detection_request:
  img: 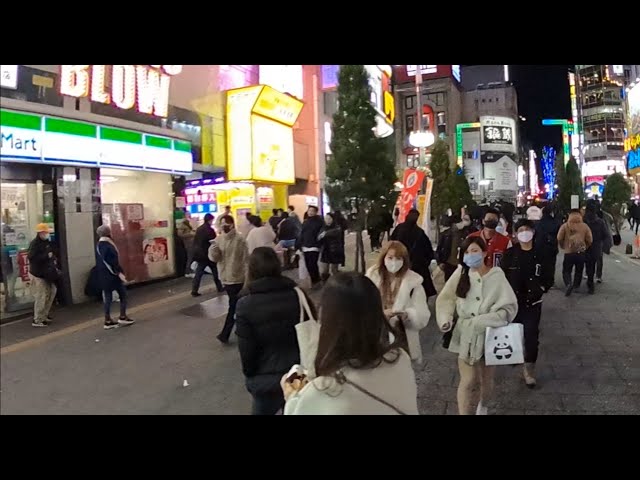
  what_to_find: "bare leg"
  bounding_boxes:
[479,360,496,412]
[457,358,479,415]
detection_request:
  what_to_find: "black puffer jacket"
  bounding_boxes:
[296,215,324,250]
[27,236,55,279]
[318,225,345,265]
[235,276,308,395]
[192,223,216,262]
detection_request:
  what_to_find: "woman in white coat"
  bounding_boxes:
[366,241,430,364]
[436,236,518,415]
[282,272,419,415]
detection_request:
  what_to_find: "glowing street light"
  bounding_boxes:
[409,131,435,148]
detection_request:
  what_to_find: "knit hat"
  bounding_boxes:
[96,225,112,237]
[35,223,49,233]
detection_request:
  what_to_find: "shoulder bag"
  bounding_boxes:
[334,370,407,415]
[294,286,320,379]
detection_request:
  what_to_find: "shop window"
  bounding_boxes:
[406,114,415,132]
[99,169,175,284]
[404,96,415,110]
[437,112,446,126]
[1,181,54,314]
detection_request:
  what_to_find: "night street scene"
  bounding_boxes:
[1,64,638,416]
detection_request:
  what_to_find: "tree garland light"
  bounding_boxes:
[541,146,557,199]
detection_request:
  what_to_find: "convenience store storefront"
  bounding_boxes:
[0,108,192,316]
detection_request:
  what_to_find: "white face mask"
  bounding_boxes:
[517,231,534,244]
[455,222,465,229]
[384,258,404,274]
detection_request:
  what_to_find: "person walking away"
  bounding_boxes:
[391,209,437,298]
[437,215,462,281]
[367,207,384,252]
[502,220,551,388]
[236,247,316,415]
[27,224,58,327]
[287,205,302,234]
[598,209,615,281]
[467,207,511,268]
[246,215,276,254]
[557,209,593,297]
[282,272,419,415]
[366,241,430,364]
[296,206,324,288]
[632,201,640,235]
[435,237,518,415]
[191,213,223,297]
[276,212,299,269]
[96,225,134,329]
[381,209,394,243]
[583,202,608,294]
[210,215,249,344]
[318,212,345,282]
[177,217,196,278]
[214,205,232,234]
[534,205,561,288]
[268,208,282,234]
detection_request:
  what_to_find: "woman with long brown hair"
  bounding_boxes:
[435,237,518,415]
[282,272,419,415]
[366,241,430,364]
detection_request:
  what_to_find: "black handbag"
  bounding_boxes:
[44,263,61,283]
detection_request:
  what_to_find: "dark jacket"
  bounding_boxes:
[235,276,304,395]
[269,215,282,233]
[296,215,324,250]
[584,213,608,256]
[391,221,437,297]
[27,236,55,280]
[192,223,216,262]
[96,239,124,290]
[502,244,549,308]
[436,226,461,267]
[277,218,298,241]
[318,224,345,265]
[535,215,561,256]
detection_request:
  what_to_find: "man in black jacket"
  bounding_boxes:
[583,201,608,293]
[534,205,561,288]
[191,213,223,296]
[296,206,324,287]
[27,223,58,327]
[502,219,552,389]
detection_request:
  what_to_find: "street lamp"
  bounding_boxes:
[409,131,435,148]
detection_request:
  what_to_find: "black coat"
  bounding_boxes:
[97,240,124,291]
[502,244,549,308]
[535,215,561,256]
[391,221,437,297]
[319,225,345,265]
[296,215,324,250]
[235,276,304,395]
[192,223,216,262]
[584,214,608,257]
[27,236,55,280]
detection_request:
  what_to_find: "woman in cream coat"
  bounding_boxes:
[436,236,518,415]
[282,272,419,415]
[366,241,430,364]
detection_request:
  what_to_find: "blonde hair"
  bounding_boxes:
[376,241,411,309]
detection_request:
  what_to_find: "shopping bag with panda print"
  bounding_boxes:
[484,323,524,366]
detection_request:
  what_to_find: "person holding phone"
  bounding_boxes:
[501,220,551,389]
[96,225,134,330]
[366,241,430,364]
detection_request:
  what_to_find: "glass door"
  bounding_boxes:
[0,181,51,314]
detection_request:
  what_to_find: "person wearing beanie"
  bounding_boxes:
[96,224,134,329]
[27,223,58,327]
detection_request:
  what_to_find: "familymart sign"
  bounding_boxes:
[0,109,193,174]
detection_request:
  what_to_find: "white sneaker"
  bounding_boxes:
[476,402,488,415]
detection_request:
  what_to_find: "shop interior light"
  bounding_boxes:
[479,180,491,186]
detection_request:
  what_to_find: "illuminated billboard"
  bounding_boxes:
[365,65,394,138]
[480,116,517,154]
[393,65,461,84]
[226,85,304,185]
[259,65,303,99]
[627,84,640,175]
[59,65,182,118]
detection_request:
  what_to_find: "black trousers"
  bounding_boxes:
[251,392,285,415]
[192,260,222,294]
[513,303,542,364]
[218,283,243,341]
[585,248,603,287]
[541,252,557,288]
[562,252,585,288]
[304,251,321,284]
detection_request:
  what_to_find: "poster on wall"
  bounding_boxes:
[143,238,169,265]
[480,116,517,154]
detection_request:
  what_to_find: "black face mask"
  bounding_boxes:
[484,219,499,230]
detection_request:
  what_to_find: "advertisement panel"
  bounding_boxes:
[251,115,295,184]
[393,65,460,84]
[480,116,517,154]
[627,84,640,175]
[398,169,425,224]
[259,65,303,99]
[1,65,18,89]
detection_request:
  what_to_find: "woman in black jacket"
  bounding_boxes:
[235,247,316,415]
[318,212,345,281]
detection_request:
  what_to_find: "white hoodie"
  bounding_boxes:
[366,267,431,363]
[246,225,276,254]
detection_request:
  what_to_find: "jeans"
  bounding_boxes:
[279,239,296,249]
[251,391,285,415]
[562,252,585,288]
[218,283,243,341]
[303,251,321,284]
[103,281,127,318]
[192,260,222,294]
[513,303,542,363]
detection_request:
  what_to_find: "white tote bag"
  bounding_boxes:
[294,286,320,379]
[484,323,525,366]
[297,252,309,281]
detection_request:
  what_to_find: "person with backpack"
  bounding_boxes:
[557,210,593,297]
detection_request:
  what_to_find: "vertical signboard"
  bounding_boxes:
[480,116,517,154]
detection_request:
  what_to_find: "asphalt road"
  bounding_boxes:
[1,238,638,415]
